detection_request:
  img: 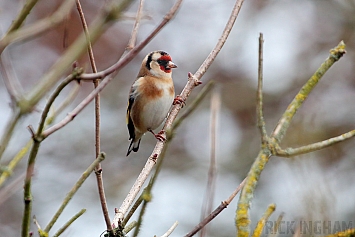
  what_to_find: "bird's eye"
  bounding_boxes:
[157,59,163,64]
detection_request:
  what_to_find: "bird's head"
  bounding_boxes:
[144,51,177,78]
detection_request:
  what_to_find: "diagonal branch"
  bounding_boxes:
[0,52,24,105]
[126,0,146,51]
[185,178,246,237]
[0,0,76,53]
[44,153,105,233]
[113,0,245,227]
[271,41,346,143]
[252,204,276,237]
[5,0,39,34]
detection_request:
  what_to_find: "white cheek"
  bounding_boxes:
[150,63,171,78]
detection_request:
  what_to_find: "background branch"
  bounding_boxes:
[236,41,347,237]
[0,0,76,53]
[199,88,220,237]
[184,178,246,237]
[256,33,267,144]
[274,129,355,157]
[44,153,105,233]
[75,0,112,232]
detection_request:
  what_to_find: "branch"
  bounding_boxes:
[126,0,145,51]
[52,209,86,237]
[5,0,39,34]
[199,89,220,237]
[0,52,24,105]
[271,41,346,143]
[0,111,21,161]
[44,153,105,233]
[273,129,355,157]
[17,0,134,115]
[0,141,32,188]
[256,33,267,144]
[0,0,76,53]
[75,0,112,232]
[184,178,246,237]
[170,80,215,133]
[252,204,276,237]
[236,41,347,237]
[113,0,245,227]
[159,221,179,237]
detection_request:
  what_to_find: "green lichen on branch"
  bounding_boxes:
[236,41,347,237]
[271,41,346,143]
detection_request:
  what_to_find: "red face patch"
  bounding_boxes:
[160,65,172,73]
[159,55,172,61]
[158,54,173,73]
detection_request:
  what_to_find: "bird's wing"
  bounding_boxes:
[126,86,136,140]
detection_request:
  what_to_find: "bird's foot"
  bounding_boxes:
[149,129,166,142]
[173,95,186,107]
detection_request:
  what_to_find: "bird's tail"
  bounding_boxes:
[126,138,141,156]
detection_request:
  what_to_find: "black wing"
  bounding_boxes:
[126,92,136,140]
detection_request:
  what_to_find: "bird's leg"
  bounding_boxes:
[149,129,166,142]
[173,95,186,107]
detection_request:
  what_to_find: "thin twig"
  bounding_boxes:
[0,111,21,161]
[0,141,31,188]
[52,209,86,237]
[184,178,246,237]
[123,221,137,234]
[38,75,76,137]
[75,0,112,232]
[44,153,105,233]
[271,41,346,143]
[159,221,179,237]
[256,33,268,144]
[113,0,244,226]
[0,52,24,104]
[0,82,79,188]
[42,0,183,138]
[0,0,76,53]
[5,0,39,34]
[126,0,145,50]
[170,80,215,134]
[199,89,220,237]
[268,212,284,237]
[52,83,80,117]
[131,193,149,237]
[274,129,355,157]
[0,172,25,206]
[18,0,134,115]
[252,204,276,237]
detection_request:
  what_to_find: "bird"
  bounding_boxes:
[126,50,178,156]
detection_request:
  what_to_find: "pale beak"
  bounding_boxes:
[167,61,177,69]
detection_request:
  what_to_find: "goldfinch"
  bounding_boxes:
[126,51,178,156]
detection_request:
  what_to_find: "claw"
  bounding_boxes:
[149,129,166,142]
[173,95,186,107]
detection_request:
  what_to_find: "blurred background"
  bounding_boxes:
[1,0,355,236]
